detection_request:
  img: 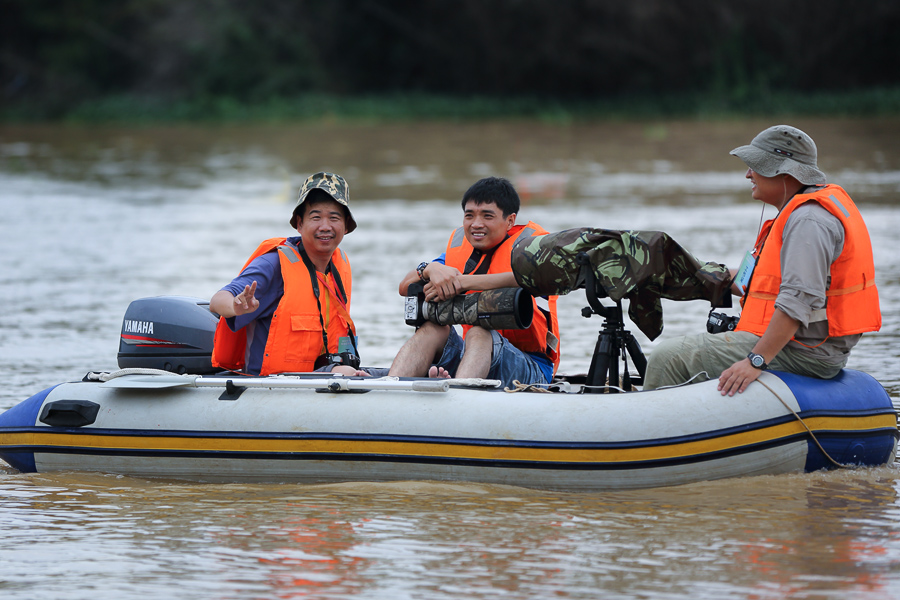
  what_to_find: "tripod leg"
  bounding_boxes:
[624,333,647,382]
[621,347,632,391]
[585,334,611,392]
[607,336,620,391]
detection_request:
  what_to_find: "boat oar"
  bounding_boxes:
[194,377,450,393]
[99,373,450,393]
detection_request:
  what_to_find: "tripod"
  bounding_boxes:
[576,253,647,393]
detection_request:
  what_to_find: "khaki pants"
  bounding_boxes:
[642,331,845,390]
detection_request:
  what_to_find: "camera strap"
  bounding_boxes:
[294,243,357,357]
[462,234,509,275]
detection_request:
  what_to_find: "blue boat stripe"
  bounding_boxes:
[9,433,832,471]
[8,409,896,451]
[1,418,810,449]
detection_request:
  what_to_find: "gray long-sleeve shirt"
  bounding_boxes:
[775,201,860,366]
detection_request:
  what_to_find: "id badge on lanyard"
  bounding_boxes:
[734,250,757,295]
[337,336,357,353]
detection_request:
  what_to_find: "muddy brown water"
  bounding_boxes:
[2,119,900,599]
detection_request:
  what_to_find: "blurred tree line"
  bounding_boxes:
[3,0,900,119]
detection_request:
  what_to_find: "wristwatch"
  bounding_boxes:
[416,261,429,281]
[747,352,768,370]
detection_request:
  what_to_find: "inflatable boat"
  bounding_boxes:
[0,296,896,491]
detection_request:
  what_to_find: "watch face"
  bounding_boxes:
[749,353,765,368]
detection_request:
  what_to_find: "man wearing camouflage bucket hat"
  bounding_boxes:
[644,125,881,395]
[210,171,377,377]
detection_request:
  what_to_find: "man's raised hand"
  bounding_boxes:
[233,281,260,315]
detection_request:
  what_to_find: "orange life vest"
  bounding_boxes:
[444,222,561,372]
[211,237,355,374]
[736,185,880,338]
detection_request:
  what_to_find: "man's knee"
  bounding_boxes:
[460,327,493,356]
[646,336,685,369]
[464,326,491,343]
[413,322,450,345]
[644,336,691,390]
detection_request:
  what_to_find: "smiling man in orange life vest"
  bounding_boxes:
[388,176,561,389]
[643,125,881,396]
[209,172,379,377]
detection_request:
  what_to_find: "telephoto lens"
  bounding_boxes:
[422,287,533,330]
[405,285,533,330]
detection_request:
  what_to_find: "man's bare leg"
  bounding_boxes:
[455,326,492,379]
[388,322,451,377]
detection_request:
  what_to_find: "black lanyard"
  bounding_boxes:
[463,235,509,275]
[294,244,356,355]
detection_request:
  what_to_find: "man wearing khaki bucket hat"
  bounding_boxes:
[644,125,881,394]
[209,171,376,377]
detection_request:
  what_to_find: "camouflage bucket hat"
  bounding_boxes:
[289,172,357,233]
[730,125,826,185]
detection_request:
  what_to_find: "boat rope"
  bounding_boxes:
[653,371,711,389]
[504,380,553,393]
[756,378,855,470]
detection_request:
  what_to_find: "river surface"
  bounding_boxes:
[2,119,900,599]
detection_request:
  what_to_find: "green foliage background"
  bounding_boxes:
[3,0,900,121]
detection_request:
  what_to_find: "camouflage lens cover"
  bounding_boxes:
[511,228,731,340]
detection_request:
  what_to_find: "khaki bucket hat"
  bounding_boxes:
[730,125,827,185]
[289,172,357,233]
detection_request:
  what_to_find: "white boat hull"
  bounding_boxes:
[0,369,896,491]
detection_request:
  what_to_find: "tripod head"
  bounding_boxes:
[575,252,618,322]
[575,252,647,393]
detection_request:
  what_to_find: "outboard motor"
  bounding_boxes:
[117,296,219,374]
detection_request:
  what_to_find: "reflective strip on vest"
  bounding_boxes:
[449,227,465,249]
[277,245,301,263]
[828,194,850,218]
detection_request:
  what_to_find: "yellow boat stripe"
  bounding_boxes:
[1,414,895,464]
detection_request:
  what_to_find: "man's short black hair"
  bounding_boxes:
[461,177,520,217]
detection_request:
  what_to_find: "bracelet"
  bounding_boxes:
[416,261,429,281]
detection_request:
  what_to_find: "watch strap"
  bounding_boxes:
[416,261,429,281]
[747,352,768,370]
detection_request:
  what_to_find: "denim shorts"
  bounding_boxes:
[434,326,549,389]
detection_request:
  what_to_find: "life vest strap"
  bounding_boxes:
[825,277,876,297]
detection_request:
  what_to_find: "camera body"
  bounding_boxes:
[404,283,428,327]
[314,352,361,370]
[707,310,739,334]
